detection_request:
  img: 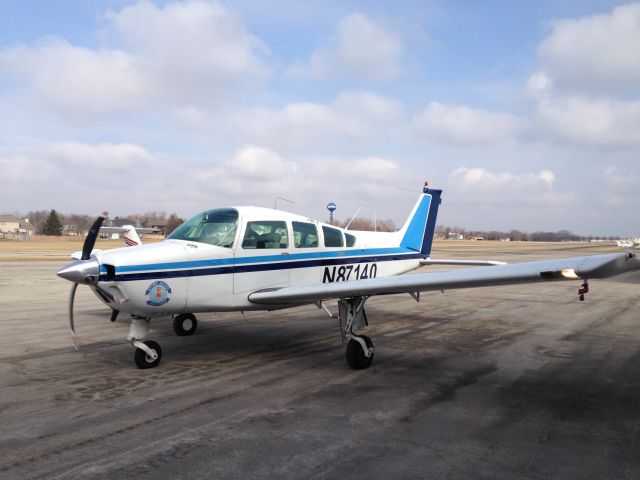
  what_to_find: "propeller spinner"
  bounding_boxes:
[57,213,107,349]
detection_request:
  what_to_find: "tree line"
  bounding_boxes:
[16,209,620,241]
[23,210,184,236]
[435,225,621,242]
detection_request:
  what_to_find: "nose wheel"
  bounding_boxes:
[134,340,162,369]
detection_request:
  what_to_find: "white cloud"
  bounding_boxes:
[603,165,640,206]
[350,157,398,181]
[450,167,555,191]
[286,13,404,81]
[533,96,640,146]
[526,71,553,100]
[446,167,574,207]
[227,146,296,180]
[538,2,640,94]
[230,91,403,152]
[47,141,153,171]
[0,39,147,115]
[412,102,525,145]
[0,1,269,116]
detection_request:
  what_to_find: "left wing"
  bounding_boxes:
[249,252,640,305]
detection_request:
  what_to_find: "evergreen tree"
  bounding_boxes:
[166,213,184,235]
[41,209,63,236]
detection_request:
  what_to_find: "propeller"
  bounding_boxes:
[58,212,108,349]
[82,212,108,260]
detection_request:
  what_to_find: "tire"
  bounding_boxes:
[345,335,374,370]
[134,340,162,369]
[173,313,197,336]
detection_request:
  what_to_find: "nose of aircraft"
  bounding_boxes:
[57,259,100,285]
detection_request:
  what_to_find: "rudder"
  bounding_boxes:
[399,185,442,256]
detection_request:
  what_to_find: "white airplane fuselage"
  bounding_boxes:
[92,206,426,317]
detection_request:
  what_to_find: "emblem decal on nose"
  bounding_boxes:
[145,281,172,306]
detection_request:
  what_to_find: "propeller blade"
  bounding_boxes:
[82,212,108,260]
[69,283,79,350]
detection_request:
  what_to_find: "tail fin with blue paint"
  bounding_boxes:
[397,185,442,256]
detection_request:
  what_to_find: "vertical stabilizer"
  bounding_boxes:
[123,225,142,247]
[398,185,442,256]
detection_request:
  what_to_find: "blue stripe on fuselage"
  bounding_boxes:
[100,248,424,282]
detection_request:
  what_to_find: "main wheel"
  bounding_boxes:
[134,340,162,369]
[345,335,374,370]
[173,313,197,336]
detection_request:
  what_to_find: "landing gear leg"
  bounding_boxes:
[127,317,162,369]
[338,296,374,370]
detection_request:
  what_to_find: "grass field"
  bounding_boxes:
[0,235,164,261]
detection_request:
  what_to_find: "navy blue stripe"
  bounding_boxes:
[421,188,442,255]
[102,252,425,282]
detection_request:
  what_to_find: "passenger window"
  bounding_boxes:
[293,222,319,248]
[242,221,288,249]
[345,233,356,247]
[322,226,344,247]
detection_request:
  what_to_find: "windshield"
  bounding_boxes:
[167,208,239,247]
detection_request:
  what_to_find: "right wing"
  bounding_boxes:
[249,252,640,305]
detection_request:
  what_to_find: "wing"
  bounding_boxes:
[249,252,640,305]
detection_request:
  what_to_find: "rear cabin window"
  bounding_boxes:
[322,226,344,247]
[293,222,319,248]
[345,233,356,247]
[242,221,288,249]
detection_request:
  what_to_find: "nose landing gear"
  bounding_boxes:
[134,340,162,369]
[128,317,162,369]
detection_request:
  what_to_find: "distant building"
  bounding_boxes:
[18,219,35,237]
[0,215,20,234]
[470,236,485,241]
[149,219,169,236]
[447,232,464,240]
[110,217,139,228]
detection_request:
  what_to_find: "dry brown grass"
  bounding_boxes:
[0,236,163,261]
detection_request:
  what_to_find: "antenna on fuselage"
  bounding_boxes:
[344,207,362,230]
[274,197,295,210]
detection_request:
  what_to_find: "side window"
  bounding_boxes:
[322,226,344,247]
[242,221,288,249]
[293,221,318,248]
[345,233,356,247]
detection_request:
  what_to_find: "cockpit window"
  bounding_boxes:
[167,208,238,247]
[242,221,288,249]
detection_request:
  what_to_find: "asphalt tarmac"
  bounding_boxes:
[1,244,640,479]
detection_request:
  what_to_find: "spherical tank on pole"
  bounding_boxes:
[327,202,337,223]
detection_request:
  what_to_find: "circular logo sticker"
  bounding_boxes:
[145,281,172,306]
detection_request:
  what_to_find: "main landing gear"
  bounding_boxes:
[173,313,198,336]
[128,313,199,368]
[338,296,374,370]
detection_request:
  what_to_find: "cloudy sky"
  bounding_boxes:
[1,0,639,235]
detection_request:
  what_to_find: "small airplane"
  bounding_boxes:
[616,239,640,250]
[57,184,640,369]
[70,224,146,259]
